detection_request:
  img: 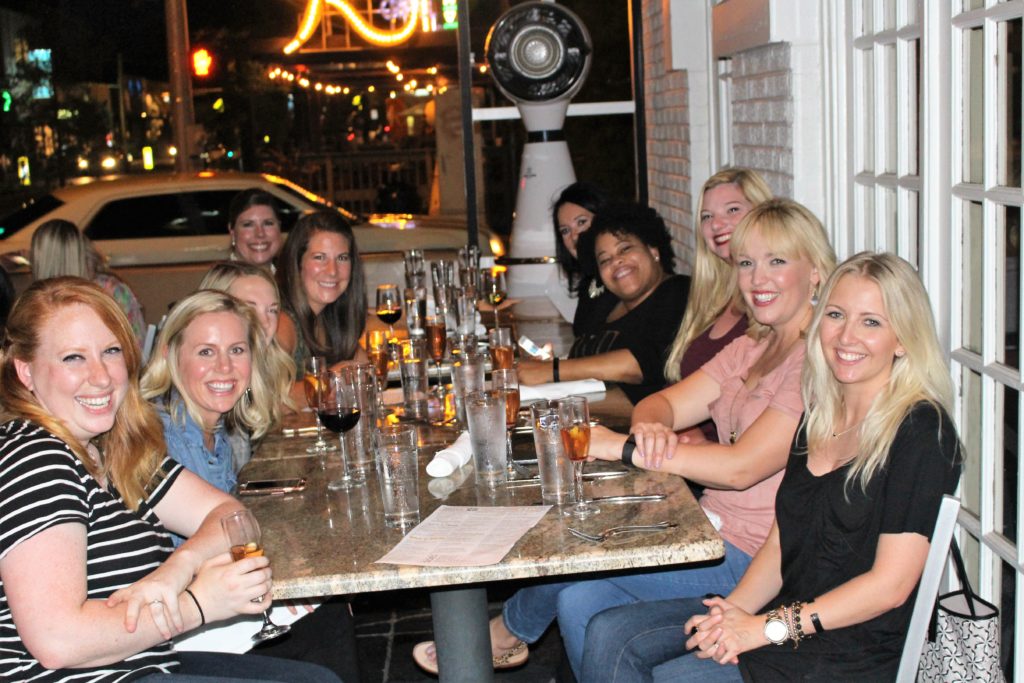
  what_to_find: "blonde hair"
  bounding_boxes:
[664,169,773,381]
[141,290,279,440]
[30,219,107,280]
[0,277,165,510]
[803,252,956,491]
[729,198,837,340]
[199,261,296,411]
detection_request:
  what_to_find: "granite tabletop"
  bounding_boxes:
[242,389,725,600]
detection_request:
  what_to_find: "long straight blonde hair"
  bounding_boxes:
[664,168,772,381]
[802,252,956,490]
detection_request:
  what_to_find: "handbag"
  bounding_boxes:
[917,540,1005,682]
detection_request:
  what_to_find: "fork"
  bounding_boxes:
[567,521,677,542]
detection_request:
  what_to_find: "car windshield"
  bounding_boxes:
[0,195,64,241]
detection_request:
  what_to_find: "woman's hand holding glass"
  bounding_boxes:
[186,551,272,623]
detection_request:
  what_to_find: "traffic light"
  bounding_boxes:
[192,48,213,78]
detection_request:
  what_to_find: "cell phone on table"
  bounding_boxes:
[238,477,307,496]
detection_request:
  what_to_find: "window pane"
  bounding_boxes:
[883,186,898,250]
[962,0,985,10]
[882,0,896,31]
[962,200,984,353]
[904,0,917,25]
[858,184,876,250]
[884,44,898,174]
[960,367,982,518]
[861,49,876,173]
[998,19,1022,188]
[963,27,985,184]
[1004,205,1021,369]
[958,368,983,518]
[1001,385,1018,544]
[910,38,920,175]
[908,190,920,268]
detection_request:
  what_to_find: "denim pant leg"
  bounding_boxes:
[579,597,708,683]
[652,650,744,683]
[558,540,752,679]
[136,652,342,683]
[502,579,577,643]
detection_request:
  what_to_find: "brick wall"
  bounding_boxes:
[730,42,794,198]
[642,0,695,271]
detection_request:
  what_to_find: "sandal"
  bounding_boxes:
[412,640,529,675]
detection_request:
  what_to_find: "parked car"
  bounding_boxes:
[0,171,501,322]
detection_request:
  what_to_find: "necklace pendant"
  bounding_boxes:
[729,431,738,445]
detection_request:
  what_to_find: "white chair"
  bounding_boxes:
[895,494,961,682]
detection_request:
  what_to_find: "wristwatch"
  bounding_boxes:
[763,609,789,646]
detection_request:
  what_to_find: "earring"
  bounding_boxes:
[895,350,905,358]
[810,285,820,307]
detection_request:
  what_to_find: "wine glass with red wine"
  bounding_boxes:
[322,367,363,490]
[376,284,402,341]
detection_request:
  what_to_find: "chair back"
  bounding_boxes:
[895,494,961,682]
[141,323,158,367]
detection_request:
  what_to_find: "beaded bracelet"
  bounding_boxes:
[789,601,806,649]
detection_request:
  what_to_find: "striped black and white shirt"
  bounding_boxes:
[0,420,183,682]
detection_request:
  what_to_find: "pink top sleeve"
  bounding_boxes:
[699,335,806,556]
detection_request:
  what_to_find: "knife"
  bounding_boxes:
[590,494,666,504]
[504,470,629,487]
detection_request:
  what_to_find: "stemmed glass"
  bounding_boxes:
[376,284,402,341]
[481,268,508,327]
[220,509,290,643]
[303,356,336,454]
[365,330,390,393]
[322,367,364,490]
[492,368,522,479]
[488,327,514,371]
[558,396,599,519]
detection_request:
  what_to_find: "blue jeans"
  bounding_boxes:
[502,539,752,681]
[136,652,342,682]
[653,650,744,683]
[579,596,717,683]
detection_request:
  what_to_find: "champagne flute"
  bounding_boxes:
[481,267,508,327]
[488,327,514,371]
[322,367,364,490]
[558,396,599,519]
[304,356,336,453]
[365,329,390,393]
[492,368,522,479]
[424,314,447,385]
[220,509,290,643]
[376,284,402,341]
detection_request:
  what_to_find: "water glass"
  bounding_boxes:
[451,354,486,427]
[349,362,378,473]
[374,424,420,529]
[465,390,508,489]
[404,249,426,289]
[530,401,574,504]
[400,357,429,421]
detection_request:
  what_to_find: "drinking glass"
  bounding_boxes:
[491,368,521,478]
[365,329,390,393]
[481,267,508,327]
[488,327,514,371]
[349,362,378,473]
[465,390,508,489]
[458,245,480,289]
[322,367,364,490]
[376,284,402,340]
[303,356,336,454]
[558,396,598,518]
[403,286,427,336]
[404,249,426,289]
[374,424,420,529]
[424,314,448,418]
[220,509,290,642]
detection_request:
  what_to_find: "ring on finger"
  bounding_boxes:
[150,600,163,607]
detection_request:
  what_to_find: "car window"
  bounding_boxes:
[188,190,243,235]
[0,194,64,241]
[85,194,199,240]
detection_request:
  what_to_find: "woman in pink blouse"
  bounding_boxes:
[557,198,834,679]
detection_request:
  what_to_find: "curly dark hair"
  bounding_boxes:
[576,201,676,280]
[551,181,608,293]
